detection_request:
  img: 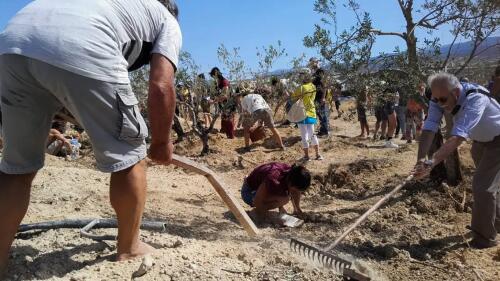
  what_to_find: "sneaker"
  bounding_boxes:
[316,155,324,160]
[469,238,498,249]
[372,134,378,140]
[385,140,399,148]
[379,135,385,141]
[401,136,407,141]
[407,139,412,144]
[299,156,310,162]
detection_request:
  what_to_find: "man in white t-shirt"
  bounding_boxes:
[240,92,285,151]
[0,0,182,273]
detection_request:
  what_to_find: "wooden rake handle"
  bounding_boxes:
[170,154,259,237]
[324,175,414,252]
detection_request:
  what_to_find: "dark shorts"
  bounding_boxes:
[375,106,388,121]
[357,104,367,122]
[241,181,256,207]
[384,102,395,115]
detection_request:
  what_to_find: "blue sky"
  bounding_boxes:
[0,0,466,75]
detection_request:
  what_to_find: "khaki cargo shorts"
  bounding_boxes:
[242,108,275,130]
[0,54,148,174]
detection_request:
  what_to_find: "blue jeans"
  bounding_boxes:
[316,102,329,134]
[395,106,406,136]
[241,181,256,207]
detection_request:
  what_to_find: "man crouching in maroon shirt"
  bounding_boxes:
[241,162,311,225]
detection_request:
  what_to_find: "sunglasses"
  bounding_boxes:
[431,96,448,104]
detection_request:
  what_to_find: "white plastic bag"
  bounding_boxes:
[287,99,307,123]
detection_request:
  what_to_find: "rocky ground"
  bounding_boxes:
[2,104,500,281]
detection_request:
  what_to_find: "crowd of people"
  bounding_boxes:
[0,0,499,277]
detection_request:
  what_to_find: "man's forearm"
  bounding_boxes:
[431,136,464,167]
[417,130,435,160]
[148,83,176,144]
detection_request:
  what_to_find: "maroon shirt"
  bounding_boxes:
[246,162,291,197]
[218,78,230,90]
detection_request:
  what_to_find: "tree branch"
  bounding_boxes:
[371,30,406,39]
[441,30,461,70]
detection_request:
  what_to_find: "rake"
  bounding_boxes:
[290,175,414,276]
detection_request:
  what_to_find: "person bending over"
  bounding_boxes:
[241,163,311,225]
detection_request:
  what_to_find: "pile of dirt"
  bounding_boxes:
[308,158,393,199]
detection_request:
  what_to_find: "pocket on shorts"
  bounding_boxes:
[116,87,148,142]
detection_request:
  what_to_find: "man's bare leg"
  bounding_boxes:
[381,120,388,138]
[270,127,284,149]
[243,127,251,148]
[357,121,366,137]
[387,113,397,138]
[110,160,154,261]
[0,172,35,276]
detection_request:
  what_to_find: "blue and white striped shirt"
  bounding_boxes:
[423,83,500,142]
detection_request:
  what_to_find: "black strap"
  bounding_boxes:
[465,88,491,97]
[452,88,492,116]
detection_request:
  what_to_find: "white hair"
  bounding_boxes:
[427,72,461,91]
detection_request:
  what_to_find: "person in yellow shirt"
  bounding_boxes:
[291,69,323,161]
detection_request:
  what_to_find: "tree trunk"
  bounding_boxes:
[200,132,210,156]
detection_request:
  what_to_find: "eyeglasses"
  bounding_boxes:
[431,96,448,104]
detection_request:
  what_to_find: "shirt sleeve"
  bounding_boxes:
[151,14,182,70]
[422,101,444,133]
[451,93,489,139]
[264,170,281,194]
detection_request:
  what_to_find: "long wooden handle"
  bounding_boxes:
[171,154,259,237]
[324,175,414,252]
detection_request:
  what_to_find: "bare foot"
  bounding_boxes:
[116,241,155,262]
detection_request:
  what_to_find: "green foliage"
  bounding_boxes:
[216,44,247,83]
[176,51,201,87]
[129,66,149,108]
[256,40,288,74]
[305,0,499,99]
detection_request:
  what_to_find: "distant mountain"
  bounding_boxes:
[267,36,499,76]
[439,36,499,60]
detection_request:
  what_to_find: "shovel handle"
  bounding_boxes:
[324,175,414,252]
[171,154,260,237]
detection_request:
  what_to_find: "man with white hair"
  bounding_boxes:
[0,0,182,274]
[414,72,500,249]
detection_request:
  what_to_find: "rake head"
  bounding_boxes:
[289,238,352,273]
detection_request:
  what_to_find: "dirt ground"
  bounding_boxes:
[2,104,500,281]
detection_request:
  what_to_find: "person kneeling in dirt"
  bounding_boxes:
[413,72,500,249]
[241,162,311,224]
[240,90,285,151]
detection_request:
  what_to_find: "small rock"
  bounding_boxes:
[376,245,397,258]
[132,255,154,278]
[411,214,422,220]
[237,253,246,261]
[24,255,33,263]
[370,221,384,233]
[181,255,189,260]
[172,240,183,248]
